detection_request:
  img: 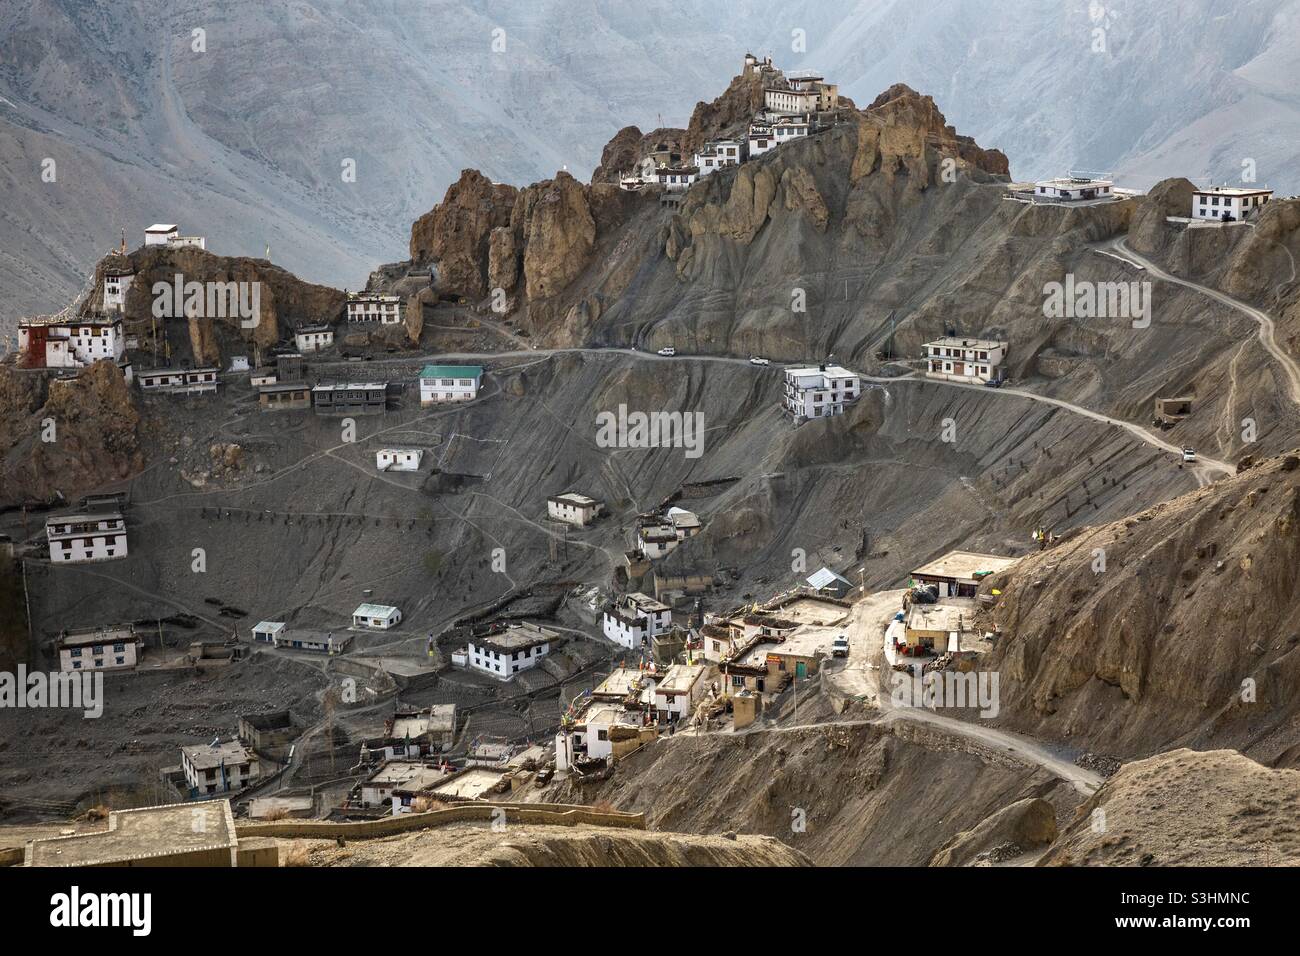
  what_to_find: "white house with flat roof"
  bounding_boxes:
[1034,177,1113,201]
[57,624,140,672]
[466,622,556,680]
[251,621,285,645]
[547,492,603,526]
[294,325,334,352]
[655,166,698,191]
[144,223,205,249]
[923,337,1008,384]
[45,512,127,564]
[602,592,672,650]
[419,364,483,404]
[353,603,402,629]
[694,139,744,175]
[1191,185,1273,221]
[783,364,861,423]
[910,550,1021,599]
[103,268,134,312]
[652,663,707,722]
[375,448,422,472]
[181,740,261,796]
[346,292,402,324]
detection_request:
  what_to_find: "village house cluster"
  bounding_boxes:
[619,53,838,195]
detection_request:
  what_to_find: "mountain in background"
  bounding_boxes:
[2,0,1297,335]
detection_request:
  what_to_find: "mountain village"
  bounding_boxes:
[1,49,1296,873]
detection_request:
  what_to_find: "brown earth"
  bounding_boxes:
[1041,749,1300,866]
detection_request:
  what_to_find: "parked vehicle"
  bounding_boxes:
[749,356,770,366]
[985,377,1004,388]
[1182,447,1197,463]
[832,637,850,658]
[657,346,676,357]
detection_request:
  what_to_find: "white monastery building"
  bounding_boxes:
[655,166,699,191]
[547,493,604,527]
[602,592,672,650]
[18,314,132,382]
[144,223,206,250]
[1191,185,1273,221]
[137,366,220,394]
[694,139,744,175]
[922,337,1008,384]
[45,512,128,564]
[346,292,402,324]
[102,268,134,312]
[782,364,862,424]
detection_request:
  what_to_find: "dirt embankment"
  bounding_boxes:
[1041,749,1300,866]
[984,451,1300,765]
[543,721,1082,866]
[301,822,808,866]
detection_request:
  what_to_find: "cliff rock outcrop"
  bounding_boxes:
[410,169,518,299]
[0,360,142,504]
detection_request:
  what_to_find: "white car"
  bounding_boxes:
[1181,447,1197,463]
[657,347,676,357]
[749,356,770,366]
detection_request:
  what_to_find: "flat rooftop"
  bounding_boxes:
[924,337,1008,350]
[58,625,137,647]
[26,801,236,867]
[907,603,974,633]
[550,492,600,506]
[656,663,705,694]
[911,550,1021,582]
[1192,185,1273,196]
[182,740,256,771]
[474,622,557,652]
[593,666,650,698]
[430,768,505,800]
[366,761,448,789]
[392,704,455,737]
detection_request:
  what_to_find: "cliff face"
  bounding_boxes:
[409,169,518,299]
[102,245,346,365]
[0,360,142,504]
[984,451,1300,765]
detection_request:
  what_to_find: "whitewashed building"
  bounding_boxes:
[294,325,335,352]
[1033,177,1113,202]
[45,512,128,564]
[17,314,132,382]
[782,364,862,424]
[652,663,707,722]
[602,592,672,649]
[694,139,744,175]
[418,364,483,405]
[181,740,261,796]
[251,621,285,645]
[1191,186,1273,221]
[137,367,220,394]
[144,223,206,249]
[547,493,603,526]
[637,522,680,559]
[57,624,141,672]
[923,337,1008,384]
[655,166,699,191]
[353,604,402,629]
[103,269,134,312]
[467,622,556,680]
[346,292,402,324]
[375,448,422,472]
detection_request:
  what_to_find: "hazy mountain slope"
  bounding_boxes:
[818,0,1300,192]
[4,0,1297,339]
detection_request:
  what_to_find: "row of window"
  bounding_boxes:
[70,657,126,668]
